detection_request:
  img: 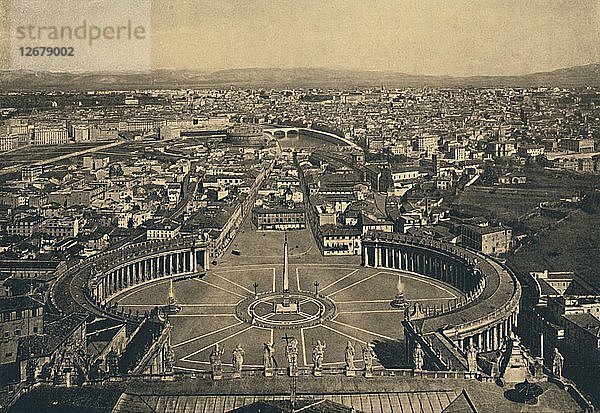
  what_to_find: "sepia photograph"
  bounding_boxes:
[0,0,598,411]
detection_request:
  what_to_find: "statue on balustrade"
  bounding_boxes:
[312,340,326,376]
[209,343,225,380]
[263,341,275,377]
[232,344,245,378]
[362,344,376,377]
[345,341,356,376]
[164,342,175,374]
[25,359,38,384]
[552,348,564,378]
[413,342,425,371]
[466,345,478,373]
[285,337,299,376]
[106,350,119,377]
[533,357,544,380]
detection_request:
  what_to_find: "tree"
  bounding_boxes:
[535,154,550,168]
[109,163,123,177]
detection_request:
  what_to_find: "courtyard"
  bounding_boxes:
[112,225,463,373]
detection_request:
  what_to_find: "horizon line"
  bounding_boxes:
[1,62,599,79]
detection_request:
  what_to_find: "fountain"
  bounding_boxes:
[390,274,408,309]
[163,278,182,315]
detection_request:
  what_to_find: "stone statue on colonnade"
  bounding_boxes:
[312,340,326,376]
[552,347,564,378]
[232,344,245,378]
[345,341,356,376]
[413,342,425,371]
[209,343,225,380]
[467,344,478,373]
[263,341,275,377]
[362,344,375,377]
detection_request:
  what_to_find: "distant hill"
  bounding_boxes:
[1,63,599,90]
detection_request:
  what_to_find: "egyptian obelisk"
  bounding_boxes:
[283,232,289,293]
[275,232,298,313]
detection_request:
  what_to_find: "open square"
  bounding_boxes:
[113,226,462,372]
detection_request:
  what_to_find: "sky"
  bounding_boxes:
[2,0,597,75]
[150,0,600,76]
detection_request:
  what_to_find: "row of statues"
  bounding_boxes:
[209,335,565,381]
[344,340,377,376]
[209,339,377,379]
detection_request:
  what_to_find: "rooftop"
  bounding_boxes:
[320,224,362,236]
[0,295,44,313]
[564,313,600,337]
[11,376,582,413]
[0,260,62,270]
[463,223,510,235]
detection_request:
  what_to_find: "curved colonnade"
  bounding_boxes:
[362,232,521,354]
[71,237,210,319]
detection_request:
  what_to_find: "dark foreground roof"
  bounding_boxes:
[442,389,478,413]
[0,295,44,313]
[231,399,354,413]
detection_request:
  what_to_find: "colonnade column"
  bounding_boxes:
[494,326,498,350]
[144,259,149,281]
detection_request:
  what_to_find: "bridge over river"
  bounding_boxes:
[263,126,360,149]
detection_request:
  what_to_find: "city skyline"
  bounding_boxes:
[2,85,599,411]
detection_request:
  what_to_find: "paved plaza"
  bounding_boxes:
[114,224,463,373]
